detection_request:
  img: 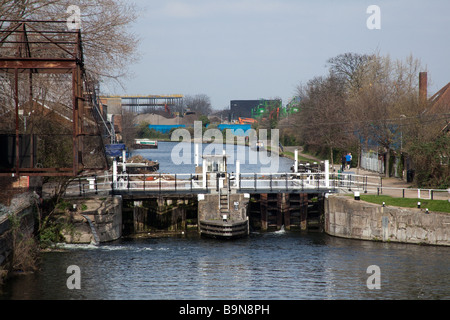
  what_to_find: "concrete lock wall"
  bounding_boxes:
[63,196,122,244]
[197,193,248,222]
[325,195,450,246]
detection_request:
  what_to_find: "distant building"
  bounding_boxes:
[229,99,282,121]
[230,100,260,120]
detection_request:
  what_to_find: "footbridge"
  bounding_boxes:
[63,166,380,198]
[59,159,386,238]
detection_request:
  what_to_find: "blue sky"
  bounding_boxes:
[108,0,450,110]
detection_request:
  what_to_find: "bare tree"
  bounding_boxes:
[346,54,426,176]
[183,94,213,116]
[293,74,354,165]
[120,110,137,146]
[327,52,375,93]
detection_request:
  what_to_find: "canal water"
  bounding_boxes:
[130,141,295,174]
[0,142,449,300]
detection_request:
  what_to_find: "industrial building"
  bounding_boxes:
[229,99,282,121]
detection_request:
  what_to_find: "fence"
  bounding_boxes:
[61,172,449,202]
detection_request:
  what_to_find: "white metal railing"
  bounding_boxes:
[63,171,376,196]
[61,171,450,202]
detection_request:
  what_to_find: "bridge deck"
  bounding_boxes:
[62,171,382,198]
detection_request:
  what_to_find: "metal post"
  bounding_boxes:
[78,178,82,196]
[286,173,288,191]
[325,160,330,188]
[236,160,240,189]
[112,159,117,189]
[174,174,177,192]
[202,159,207,189]
[122,148,127,173]
[254,173,257,191]
[380,177,383,194]
[294,149,298,173]
[216,173,219,192]
[143,174,146,192]
[94,175,98,194]
[348,174,352,191]
[270,174,272,191]
[194,143,199,167]
[14,68,19,175]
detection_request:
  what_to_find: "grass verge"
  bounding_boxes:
[350,194,450,213]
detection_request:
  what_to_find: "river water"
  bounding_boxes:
[0,142,449,301]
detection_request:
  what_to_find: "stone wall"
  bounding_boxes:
[62,196,122,244]
[0,192,37,269]
[325,195,449,246]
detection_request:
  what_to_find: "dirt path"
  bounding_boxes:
[282,146,322,162]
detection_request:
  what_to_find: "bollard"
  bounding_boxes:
[354,191,360,200]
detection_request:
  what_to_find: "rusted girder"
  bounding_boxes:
[0,20,99,177]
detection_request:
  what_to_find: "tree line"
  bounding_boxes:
[290,52,449,188]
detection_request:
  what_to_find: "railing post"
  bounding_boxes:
[127,172,130,192]
[78,178,82,197]
[94,175,98,194]
[202,159,207,190]
[236,160,240,190]
[159,173,162,194]
[380,177,383,194]
[324,160,329,188]
[270,174,273,191]
[175,174,177,192]
[254,173,257,191]
[111,175,114,195]
[286,173,289,191]
[216,173,219,192]
[143,174,146,192]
